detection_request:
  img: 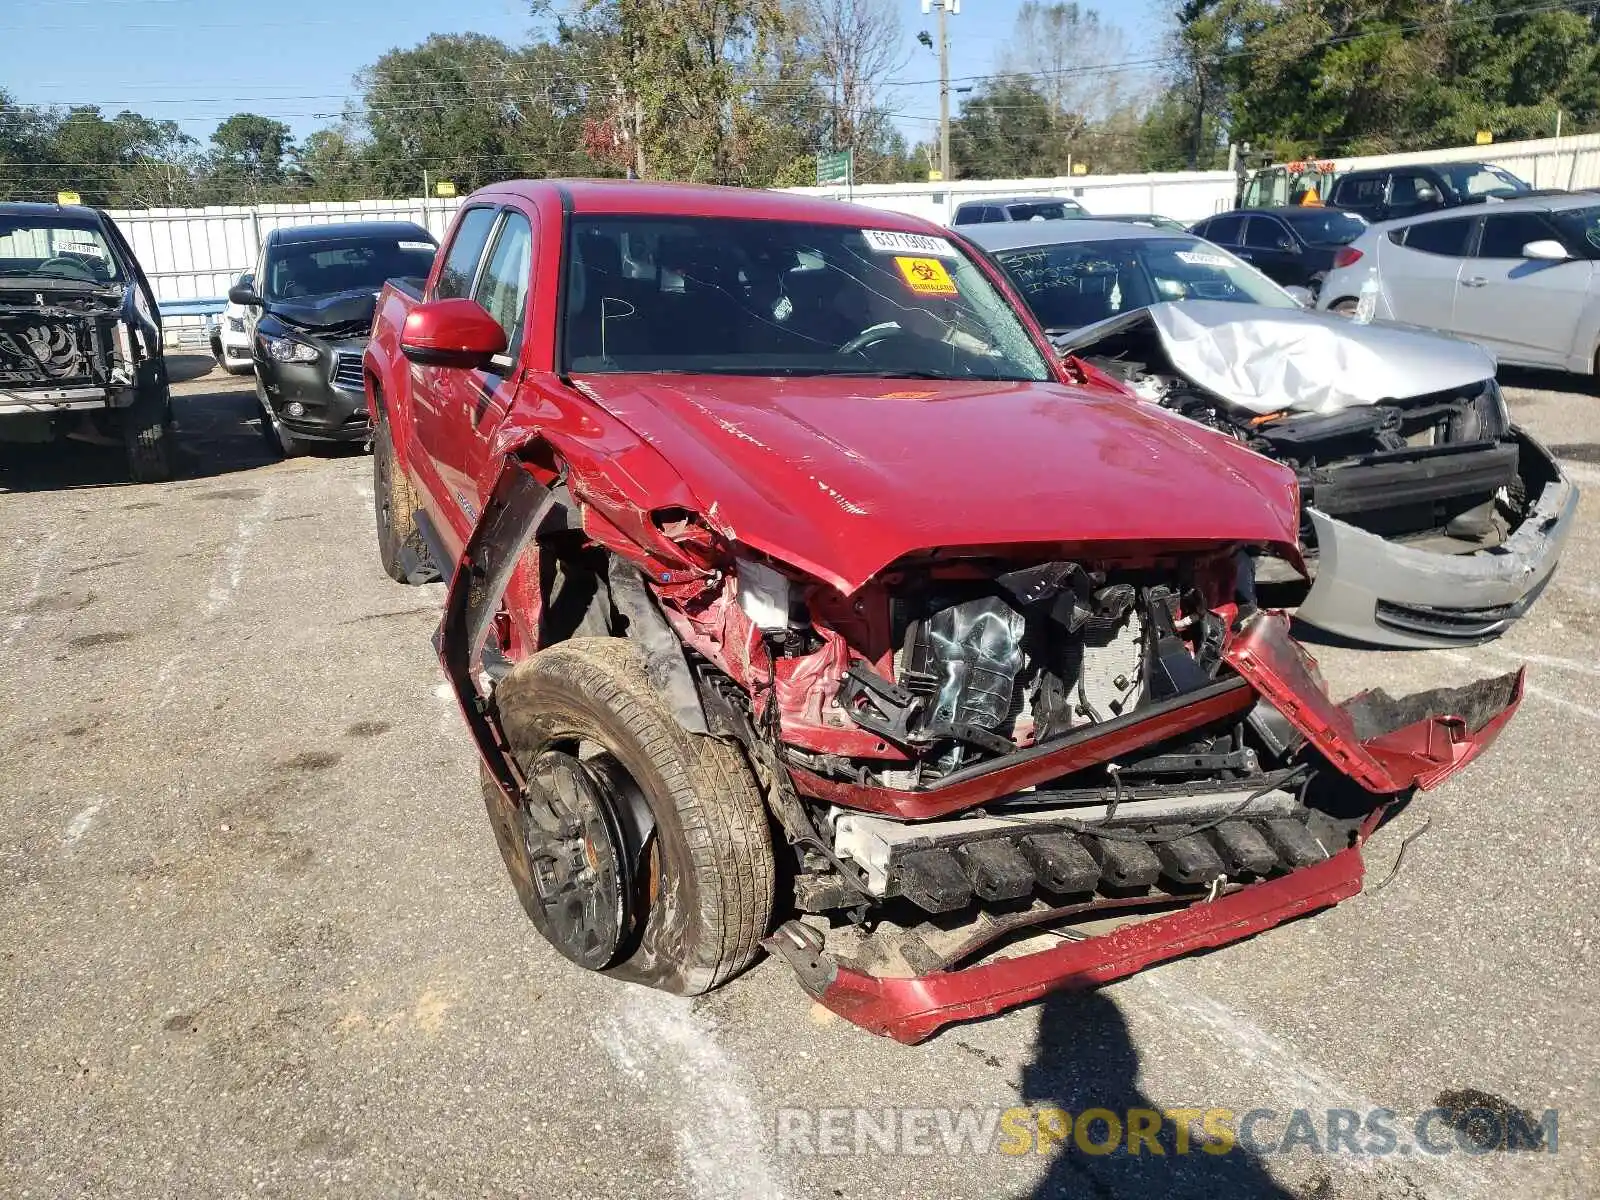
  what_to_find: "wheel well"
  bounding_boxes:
[538,540,617,643]
[1329,296,1359,311]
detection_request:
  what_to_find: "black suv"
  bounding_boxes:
[1327,162,1532,224]
[0,202,174,481]
[229,221,437,457]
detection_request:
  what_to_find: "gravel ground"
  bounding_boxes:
[1,359,1596,1199]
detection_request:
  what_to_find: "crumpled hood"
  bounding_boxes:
[572,373,1301,594]
[1060,300,1495,416]
[268,286,382,331]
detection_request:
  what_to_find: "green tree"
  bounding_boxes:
[208,113,295,197]
[360,33,598,196]
[569,0,811,184]
[949,75,1084,179]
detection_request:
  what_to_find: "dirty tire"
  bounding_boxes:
[123,385,174,483]
[486,638,775,994]
[373,416,429,584]
[1330,298,1359,316]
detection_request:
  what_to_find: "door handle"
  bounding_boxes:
[1461,277,1488,288]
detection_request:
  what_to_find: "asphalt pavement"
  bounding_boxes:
[1,359,1596,1199]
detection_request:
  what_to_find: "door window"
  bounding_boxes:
[432,206,498,300]
[1200,214,1243,243]
[1388,174,1440,208]
[1401,217,1475,257]
[1243,217,1293,250]
[472,211,534,359]
[1337,176,1387,208]
[1476,213,1559,259]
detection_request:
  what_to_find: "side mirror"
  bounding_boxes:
[400,298,507,370]
[1283,285,1315,307]
[228,283,262,308]
[1522,239,1570,261]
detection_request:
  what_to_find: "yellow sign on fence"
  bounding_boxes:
[1475,130,1494,145]
[57,190,81,205]
[434,181,458,197]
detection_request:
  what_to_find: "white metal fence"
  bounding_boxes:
[781,170,1239,227]
[96,128,1600,345]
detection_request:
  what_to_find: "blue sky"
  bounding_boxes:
[0,0,1156,151]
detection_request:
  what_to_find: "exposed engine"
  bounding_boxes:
[0,300,121,389]
[835,564,1226,783]
[1074,320,1531,552]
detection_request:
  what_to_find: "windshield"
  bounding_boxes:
[265,235,436,301]
[1283,210,1366,245]
[989,236,1298,333]
[1551,205,1600,257]
[562,216,1052,382]
[0,217,122,283]
[1438,164,1530,199]
[1005,201,1083,222]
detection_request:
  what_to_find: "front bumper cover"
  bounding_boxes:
[1295,436,1578,648]
[765,614,1523,1043]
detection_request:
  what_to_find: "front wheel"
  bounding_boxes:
[1330,298,1359,317]
[123,384,174,483]
[372,415,431,583]
[484,638,775,994]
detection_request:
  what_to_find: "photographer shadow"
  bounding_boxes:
[1019,987,1297,1199]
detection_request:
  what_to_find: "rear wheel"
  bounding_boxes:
[484,638,775,994]
[373,414,431,583]
[123,384,174,483]
[1330,298,1359,317]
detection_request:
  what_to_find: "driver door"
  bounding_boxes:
[410,205,498,547]
[1452,211,1594,366]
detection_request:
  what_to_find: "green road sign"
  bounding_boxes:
[816,148,852,186]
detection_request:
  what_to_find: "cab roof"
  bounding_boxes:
[471,178,947,233]
[268,220,436,247]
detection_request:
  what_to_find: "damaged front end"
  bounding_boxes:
[0,284,142,441]
[443,457,1522,1043]
[1060,301,1578,648]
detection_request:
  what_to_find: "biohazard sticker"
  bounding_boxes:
[894,255,959,295]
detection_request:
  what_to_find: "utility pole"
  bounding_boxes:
[922,0,959,181]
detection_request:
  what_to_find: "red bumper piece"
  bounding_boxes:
[767,850,1366,1044]
[765,611,1524,1043]
[1226,612,1524,792]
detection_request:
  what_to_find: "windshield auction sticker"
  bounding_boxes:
[864,229,958,257]
[1175,249,1232,268]
[894,256,959,295]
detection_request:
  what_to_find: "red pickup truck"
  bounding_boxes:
[364,180,1523,1043]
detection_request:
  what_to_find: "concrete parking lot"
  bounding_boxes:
[2,361,1597,1199]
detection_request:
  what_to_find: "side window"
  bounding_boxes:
[1340,176,1387,207]
[978,207,1002,224]
[1201,214,1243,243]
[432,206,498,300]
[471,210,534,359]
[1243,218,1292,250]
[952,205,976,225]
[1477,213,1558,259]
[1402,217,1475,257]
[1389,173,1439,207]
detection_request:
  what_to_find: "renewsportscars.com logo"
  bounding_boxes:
[774,1104,1558,1159]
